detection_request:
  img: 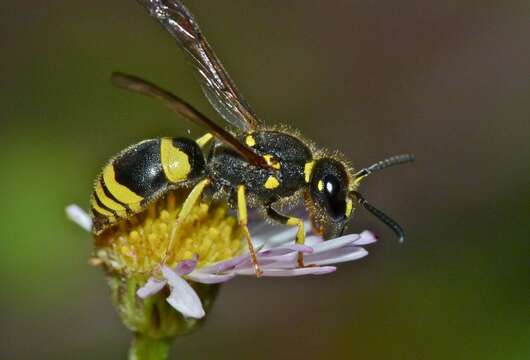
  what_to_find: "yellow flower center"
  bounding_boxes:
[94,190,244,276]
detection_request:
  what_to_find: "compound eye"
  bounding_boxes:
[322,174,346,220]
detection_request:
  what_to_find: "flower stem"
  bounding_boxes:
[106,274,220,358]
[129,334,171,360]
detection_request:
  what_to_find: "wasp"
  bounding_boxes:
[90,0,414,276]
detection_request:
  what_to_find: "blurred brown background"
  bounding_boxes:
[1,1,528,359]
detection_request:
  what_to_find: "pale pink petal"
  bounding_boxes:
[234,258,277,271]
[136,277,166,298]
[257,244,313,258]
[66,204,92,232]
[281,244,314,254]
[186,271,236,284]
[200,254,249,274]
[259,252,298,269]
[305,246,369,266]
[162,266,205,319]
[203,244,311,275]
[233,253,297,271]
[353,230,378,245]
[175,256,197,276]
[310,234,360,254]
[235,266,336,276]
[256,248,295,258]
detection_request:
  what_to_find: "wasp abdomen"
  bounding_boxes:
[91,137,206,234]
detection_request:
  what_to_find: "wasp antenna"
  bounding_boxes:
[352,191,406,243]
[355,154,415,179]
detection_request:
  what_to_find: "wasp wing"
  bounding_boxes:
[137,0,261,131]
[111,72,271,168]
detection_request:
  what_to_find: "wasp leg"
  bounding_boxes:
[195,133,213,148]
[265,206,307,268]
[237,185,263,277]
[163,178,211,264]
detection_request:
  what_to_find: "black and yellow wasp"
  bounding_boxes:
[90,0,414,276]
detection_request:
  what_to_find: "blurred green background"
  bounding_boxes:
[1,1,528,359]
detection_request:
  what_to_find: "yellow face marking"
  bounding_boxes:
[103,166,143,205]
[196,133,213,148]
[90,198,115,219]
[304,161,315,183]
[264,175,280,189]
[345,198,353,217]
[245,135,256,147]
[95,182,126,213]
[161,138,192,183]
[263,154,281,169]
[317,180,324,192]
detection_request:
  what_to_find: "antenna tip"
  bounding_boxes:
[403,153,415,162]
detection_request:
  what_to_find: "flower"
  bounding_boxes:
[67,203,377,319]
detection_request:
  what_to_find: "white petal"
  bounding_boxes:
[305,246,369,266]
[310,234,360,254]
[251,225,290,248]
[66,204,92,232]
[260,220,312,249]
[304,235,324,246]
[162,266,205,319]
[248,219,271,236]
[136,277,166,298]
[249,218,284,247]
[353,230,378,245]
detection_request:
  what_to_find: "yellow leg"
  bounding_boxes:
[266,206,306,267]
[237,185,263,277]
[286,217,306,267]
[163,178,210,264]
[195,133,213,148]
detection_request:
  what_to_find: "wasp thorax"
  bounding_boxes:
[93,190,244,276]
[308,158,353,239]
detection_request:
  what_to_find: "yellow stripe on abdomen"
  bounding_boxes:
[102,165,144,206]
[160,138,191,183]
[95,181,127,214]
[90,197,116,222]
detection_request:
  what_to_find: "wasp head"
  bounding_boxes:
[307,158,355,239]
[307,154,415,242]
